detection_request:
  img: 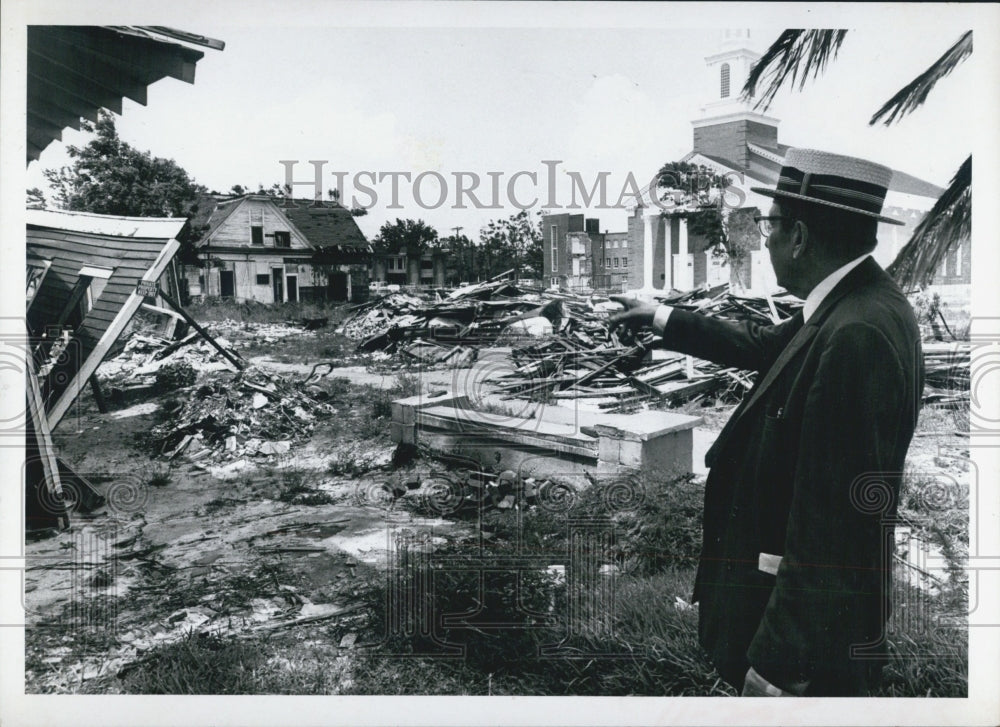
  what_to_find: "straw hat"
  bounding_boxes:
[751,148,904,225]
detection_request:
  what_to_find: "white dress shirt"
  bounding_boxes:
[801,253,870,323]
[651,253,872,335]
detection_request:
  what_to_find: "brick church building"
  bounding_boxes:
[543,30,968,295]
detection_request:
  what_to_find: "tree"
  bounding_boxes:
[478,210,543,281]
[372,218,438,255]
[26,187,46,209]
[42,111,205,263]
[440,233,475,284]
[743,30,972,290]
[654,159,752,286]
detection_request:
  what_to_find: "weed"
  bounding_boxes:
[116,631,265,694]
[146,464,173,488]
[154,361,196,393]
[204,497,240,515]
[275,467,335,506]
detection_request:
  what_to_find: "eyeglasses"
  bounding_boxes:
[754,215,794,237]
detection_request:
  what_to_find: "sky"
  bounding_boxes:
[21,7,984,242]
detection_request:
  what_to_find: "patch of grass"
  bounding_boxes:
[116,631,265,694]
[203,496,241,515]
[327,450,379,477]
[154,361,196,393]
[873,577,968,697]
[187,299,349,326]
[275,467,336,506]
[347,559,731,696]
[146,464,173,488]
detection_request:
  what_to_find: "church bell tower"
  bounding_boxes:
[691,29,781,170]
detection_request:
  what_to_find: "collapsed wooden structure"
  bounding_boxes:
[25,210,186,530]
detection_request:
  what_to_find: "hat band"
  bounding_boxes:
[776,166,888,215]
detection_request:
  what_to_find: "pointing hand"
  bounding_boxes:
[607,295,660,337]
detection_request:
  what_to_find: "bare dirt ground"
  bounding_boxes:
[23,319,970,695]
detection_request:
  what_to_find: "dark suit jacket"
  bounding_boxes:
[658,258,923,696]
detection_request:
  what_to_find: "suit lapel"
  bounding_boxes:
[704,258,886,467]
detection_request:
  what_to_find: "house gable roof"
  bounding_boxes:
[197,195,370,253]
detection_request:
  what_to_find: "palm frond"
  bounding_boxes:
[741,30,848,112]
[887,156,971,290]
[870,31,972,126]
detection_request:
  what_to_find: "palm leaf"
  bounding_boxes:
[741,30,848,112]
[870,32,972,126]
[887,156,970,290]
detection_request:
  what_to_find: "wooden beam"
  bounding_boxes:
[47,238,180,431]
[26,355,69,530]
[157,289,246,372]
[29,54,129,114]
[27,97,84,133]
[141,26,226,51]
[28,48,146,106]
[89,375,108,414]
[29,72,123,116]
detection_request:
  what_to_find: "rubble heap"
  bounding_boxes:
[339,279,611,352]
[147,365,334,462]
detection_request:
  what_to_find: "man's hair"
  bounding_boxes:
[777,200,879,261]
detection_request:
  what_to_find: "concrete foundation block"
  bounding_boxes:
[598,435,620,465]
[390,421,416,445]
[618,439,644,468]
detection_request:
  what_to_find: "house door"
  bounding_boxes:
[271,269,284,303]
[220,270,235,298]
[328,272,348,301]
[286,275,298,303]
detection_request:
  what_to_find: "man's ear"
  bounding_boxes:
[790,221,809,259]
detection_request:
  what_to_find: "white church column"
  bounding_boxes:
[675,219,692,290]
[643,212,655,289]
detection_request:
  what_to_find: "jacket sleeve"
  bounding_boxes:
[746,322,907,688]
[658,308,804,373]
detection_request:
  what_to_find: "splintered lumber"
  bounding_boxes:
[158,290,246,371]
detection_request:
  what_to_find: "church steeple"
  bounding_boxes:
[692,29,780,170]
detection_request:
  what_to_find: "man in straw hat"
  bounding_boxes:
[610,148,923,696]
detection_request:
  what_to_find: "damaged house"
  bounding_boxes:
[24,24,223,532]
[189,195,372,303]
[25,209,187,530]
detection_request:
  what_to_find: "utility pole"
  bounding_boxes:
[452,226,465,282]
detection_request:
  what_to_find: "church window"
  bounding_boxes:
[720,63,731,98]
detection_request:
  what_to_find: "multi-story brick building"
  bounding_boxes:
[541,214,634,292]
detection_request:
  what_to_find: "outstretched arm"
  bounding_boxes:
[608,297,803,373]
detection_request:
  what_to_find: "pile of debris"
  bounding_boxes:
[98,332,240,385]
[923,342,971,408]
[490,286,801,411]
[390,468,565,514]
[340,274,621,353]
[147,365,334,462]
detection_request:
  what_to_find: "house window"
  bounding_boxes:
[256,273,270,285]
[605,257,611,267]
[614,258,619,268]
[60,265,113,331]
[250,207,264,245]
[78,265,113,308]
[622,257,627,267]
[721,63,731,98]
[27,259,51,306]
[550,225,559,272]
[274,231,291,248]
